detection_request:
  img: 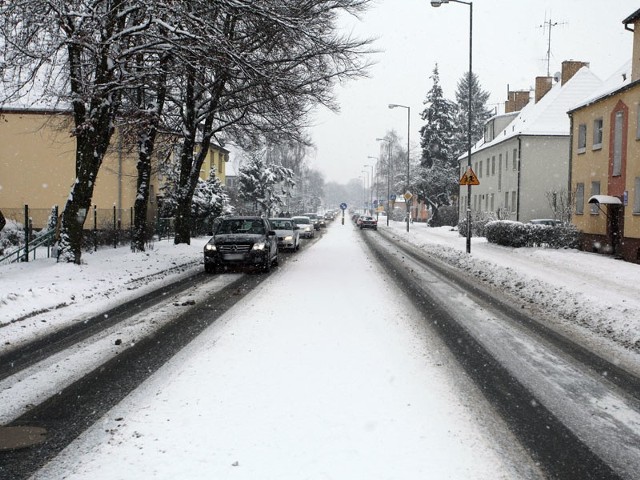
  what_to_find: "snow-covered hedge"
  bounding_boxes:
[457,215,493,238]
[0,219,24,255]
[485,220,579,249]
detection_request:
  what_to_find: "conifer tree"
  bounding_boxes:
[419,65,457,169]
[452,72,492,159]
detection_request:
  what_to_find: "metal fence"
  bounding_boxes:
[0,204,214,265]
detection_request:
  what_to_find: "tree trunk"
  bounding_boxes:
[59,130,112,263]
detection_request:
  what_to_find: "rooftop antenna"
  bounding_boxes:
[539,13,567,76]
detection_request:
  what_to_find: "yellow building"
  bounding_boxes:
[568,8,640,262]
[0,108,229,230]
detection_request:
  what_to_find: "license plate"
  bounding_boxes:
[223,253,245,260]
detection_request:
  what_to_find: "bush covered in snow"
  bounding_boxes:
[0,219,24,255]
[485,220,579,249]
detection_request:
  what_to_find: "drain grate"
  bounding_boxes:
[0,426,47,451]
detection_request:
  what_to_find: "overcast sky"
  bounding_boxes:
[308,0,637,185]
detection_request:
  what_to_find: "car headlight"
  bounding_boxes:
[252,241,266,251]
[284,235,293,241]
[205,244,217,252]
[304,226,311,232]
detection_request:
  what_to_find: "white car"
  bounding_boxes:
[291,216,315,239]
[269,218,300,251]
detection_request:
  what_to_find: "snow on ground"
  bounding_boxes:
[1,218,638,478]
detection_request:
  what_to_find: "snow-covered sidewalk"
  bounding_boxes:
[30,222,537,479]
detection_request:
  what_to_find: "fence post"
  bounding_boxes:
[93,205,97,252]
[23,204,29,262]
[113,205,117,248]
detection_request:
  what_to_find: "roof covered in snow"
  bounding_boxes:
[471,66,603,155]
[568,59,634,113]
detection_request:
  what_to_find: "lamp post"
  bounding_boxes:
[388,103,411,232]
[376,138,391,226]
[364,162,374,214]
[367,156,378,218]
[361,170,369,212]
[430,0,473,254]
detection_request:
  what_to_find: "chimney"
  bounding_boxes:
[561,60,589,85]
[535,76,553,103]
[505,90,530,113]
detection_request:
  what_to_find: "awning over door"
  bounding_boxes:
[587,195,622,205]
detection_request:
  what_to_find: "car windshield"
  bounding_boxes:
[293,217,309,224]
[217,219,264,235]
[270,220,292,229]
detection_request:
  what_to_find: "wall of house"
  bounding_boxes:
[0,111,157,229]
[460,137,521,220]
[519,135,570,222]
[570,83,640,261]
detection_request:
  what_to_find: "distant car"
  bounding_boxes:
[303,213,321,230]
[203,216,278,273]
[269,217,300,251]
[529,219,564,226]
[291,216,315,238]
[358,215,377,230]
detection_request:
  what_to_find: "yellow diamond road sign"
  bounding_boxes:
[403,192,413,201]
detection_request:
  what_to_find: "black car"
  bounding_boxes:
[204,216,278,273]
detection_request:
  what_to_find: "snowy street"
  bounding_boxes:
[9,221,539,480]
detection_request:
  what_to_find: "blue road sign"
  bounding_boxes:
[340,202,347,210]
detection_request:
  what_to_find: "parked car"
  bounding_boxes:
[291,216,315,238]
[269,217,300,251]
[359,215,377,230]
[203,216,278,274]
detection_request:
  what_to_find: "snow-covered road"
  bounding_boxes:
[31,222,540,480]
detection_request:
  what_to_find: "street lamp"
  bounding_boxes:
[431,0,473,254]
[367,156,378,218]
[376,137,391,226]
[364,162,374,214]
[361,170,369,212]
[388,103,411,232]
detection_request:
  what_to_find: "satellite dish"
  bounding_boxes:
[553,71,561,82]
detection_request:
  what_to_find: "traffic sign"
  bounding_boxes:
[459,167,480,186]
[403,192,413,201]
[340,202,348,210]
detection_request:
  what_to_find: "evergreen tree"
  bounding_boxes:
[238,153,296,217]
[452,72,493,159]
[419,65,457,169]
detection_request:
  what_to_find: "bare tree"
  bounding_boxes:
[1,1,155,263]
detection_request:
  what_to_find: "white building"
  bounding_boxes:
[459,61,603,223]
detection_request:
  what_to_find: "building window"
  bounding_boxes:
[512,148,517,170]
[491,156,495,175]
[634,177,640,214]
[490,193,494,211]
[504,192,509,211]
[613,111,623,176]
[479,160,483,177]
[577,123,587,153]
[590,181,600,214]
[511,191,517,213]
[575,183,584,214]
[486,159,490,177]
[593,118,603,150]
[498,154,502,191]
